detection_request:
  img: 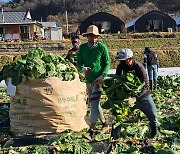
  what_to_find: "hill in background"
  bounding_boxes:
[1,0,179,33]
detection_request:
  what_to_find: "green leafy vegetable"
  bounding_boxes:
[102,71,145,122]
[0,47,76,86]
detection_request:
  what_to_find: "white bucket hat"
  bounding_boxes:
[82,25,100,36]
[116,48,133,60]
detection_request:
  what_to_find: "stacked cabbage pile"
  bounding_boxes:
[0,47,76,86]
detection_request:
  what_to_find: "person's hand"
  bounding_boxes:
[143,63,147,69]
[128,97,136,112]
[95,75,104,84]
[82,67,91,77]
[129,97,136,104]
[67,50,72,56]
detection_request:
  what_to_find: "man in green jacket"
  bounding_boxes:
[77,25,111,140]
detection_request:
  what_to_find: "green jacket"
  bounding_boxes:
[77,42,110,83]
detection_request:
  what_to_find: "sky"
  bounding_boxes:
[0,0,9,2]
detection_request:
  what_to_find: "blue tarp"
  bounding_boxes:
[175,17,180,25]
[125,15,142,28]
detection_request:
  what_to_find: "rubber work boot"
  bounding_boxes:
[100,123,110,134]
[83,129,94,140]
[153,79,157,90]
[149,80,153,90]
[149,124,158,138]
[111,124,122,140]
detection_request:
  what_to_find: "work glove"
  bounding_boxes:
[94,75,104,92]
[82,66,91,77]
[96,75,104,83]
[94,75,105,86]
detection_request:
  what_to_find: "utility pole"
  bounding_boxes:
[65,10,68,33]
[64,0,68,34]
[2,7,4,23]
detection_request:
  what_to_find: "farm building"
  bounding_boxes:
[175,17,180,32]
[79,12,125,34]
[41,22,62,40]
[0,10,42,41]
[126,10,176,32]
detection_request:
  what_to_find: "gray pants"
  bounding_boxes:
[86,82,104,124]
[132,95,158,128]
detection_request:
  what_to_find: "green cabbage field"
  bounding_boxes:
[0,74,179,154]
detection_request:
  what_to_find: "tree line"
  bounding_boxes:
[1,0,179,25]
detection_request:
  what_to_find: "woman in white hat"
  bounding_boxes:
[77,25,111,140]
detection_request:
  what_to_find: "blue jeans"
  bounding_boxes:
[147,65,158,80]
[132,95,158,128]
